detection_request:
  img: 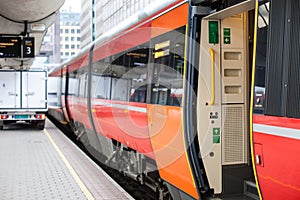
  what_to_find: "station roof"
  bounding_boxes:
[0,0,64,69]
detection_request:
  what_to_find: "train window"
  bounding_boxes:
[68,70,79,96]
[91,42,150,103]
[131,85,147,103]
[111,44,149,102]
[91,74,112,99]
[151,86,170,106]
[111,77,131,101]
[61,73,66,96]
[79,73,87,98]
[77,66,88,98]
[150,26,185,106]
[91,59,112,99]
[253,2,269,114]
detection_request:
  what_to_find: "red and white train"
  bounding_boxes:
[48,0,300,199]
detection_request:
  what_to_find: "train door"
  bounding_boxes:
[196,1,255,196]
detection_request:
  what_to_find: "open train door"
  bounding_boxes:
[196,0,257,197]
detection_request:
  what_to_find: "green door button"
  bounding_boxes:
[209,21,219,44]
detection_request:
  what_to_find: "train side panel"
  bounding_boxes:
[148,105,198,198]
[252,0,300,199]
[253,115,300,200]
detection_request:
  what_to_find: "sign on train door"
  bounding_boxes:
[0,71,21,109]
[21,71,47,109]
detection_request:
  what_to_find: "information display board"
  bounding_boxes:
[0,37,35,58]
[0,37,21,58]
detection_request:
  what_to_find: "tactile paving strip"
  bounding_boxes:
[0,125,86,200]
[45,120,134,200]
[0,120,134,200]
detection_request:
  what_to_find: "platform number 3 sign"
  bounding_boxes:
[23,37,34,58]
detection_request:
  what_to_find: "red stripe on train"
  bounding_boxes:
[253,114,300,130]
[253,114,300,200]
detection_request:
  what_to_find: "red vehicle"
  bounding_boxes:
[48,0,300,199]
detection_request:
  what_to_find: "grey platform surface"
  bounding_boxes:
[0,120,134,200]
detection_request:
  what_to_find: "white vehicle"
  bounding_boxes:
[0,70,48,129]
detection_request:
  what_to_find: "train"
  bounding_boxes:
[47,0,300,199]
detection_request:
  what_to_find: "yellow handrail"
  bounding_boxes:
[209,48,215,105]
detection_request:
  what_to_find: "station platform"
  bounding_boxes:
[0,119,134,200]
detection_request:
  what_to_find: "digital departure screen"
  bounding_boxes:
[0,37,21,58]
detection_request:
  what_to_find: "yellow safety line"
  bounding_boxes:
[44,129,95,200]
[249,1,263,199]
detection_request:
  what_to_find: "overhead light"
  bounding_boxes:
[30,23,46,32]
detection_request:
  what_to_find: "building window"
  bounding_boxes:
[65,29,69,33]
[71,45,75,49]
[65,52,69,56]
[65,44,69,49]
[71,37,75,41]
[65,37,69,41]
[77,29,80,34]
[71,29,75,33]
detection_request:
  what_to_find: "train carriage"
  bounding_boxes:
[252,0,300,199]
[48,0,300,199]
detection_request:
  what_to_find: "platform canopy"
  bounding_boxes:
[0,0,64,69]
